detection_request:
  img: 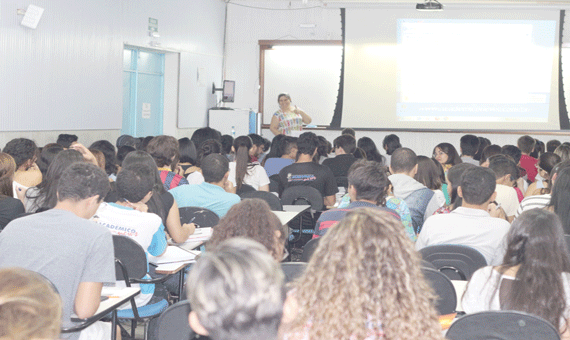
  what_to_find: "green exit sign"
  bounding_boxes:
[148,18,158,32]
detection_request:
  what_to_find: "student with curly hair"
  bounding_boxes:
[0,267,62,340]
[281,208,444,340]
[207,199,286,261]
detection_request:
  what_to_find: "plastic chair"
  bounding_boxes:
[280,186,324,247]
[179,206,220,228]
[236,183,256,195]
[446,310,560,340]
[156,300,210,340]
[335,176,348,189]
[421,267,457,315]
[112,235,171,339]
[281,262,307,284]
[240,191,283,211]
[269,178,279,193]
[301,237,320,262]
[419,244,487,280]
[564,235,570,255]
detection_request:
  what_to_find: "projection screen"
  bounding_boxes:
[342,8,561,130]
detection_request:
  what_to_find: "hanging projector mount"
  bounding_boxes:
[416,0,443,11]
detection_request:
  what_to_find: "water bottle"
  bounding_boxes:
[231,126,236,137]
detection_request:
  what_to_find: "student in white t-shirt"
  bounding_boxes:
[228,136,270,191]
[92,164,167,309]
[488,154,520,223]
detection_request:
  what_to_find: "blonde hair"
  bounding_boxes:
[286,208,444,340]
[0,267,62,340]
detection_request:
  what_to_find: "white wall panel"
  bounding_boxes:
[0,0,226,134]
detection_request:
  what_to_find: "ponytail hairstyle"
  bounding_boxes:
[233,136,253,190]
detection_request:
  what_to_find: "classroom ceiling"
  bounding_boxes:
[237,0,570,5]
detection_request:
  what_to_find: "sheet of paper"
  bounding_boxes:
[148,246,198,265]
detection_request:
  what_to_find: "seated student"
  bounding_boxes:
[177,138,197,176]
[487,154,521,222]
[190,127,222,150]
[462,209,570,340]
[473,136,491,162]
[518,135,539,182]
[314,161,401,238]
[92,164,167,311]
[547,167,570,235]
[281,208,444,340]
[315,135,332,164]
[357,137,385,165]
[555,143,570,162]
[146,135,189,190]
[207,199,286,261]
[434,163,477,214]
[248,133,266,163]
[278,132,338,207]
[433,142,462,174]
[90,140,119,181]
[382,134,401,166]
[187,238,286,340]
[516,160,570,218]
[414,156,447,208]
[0,153,25,230]
[342,127,356,138]
[264,136,297,177]
[0,162,115,340]
[36,143,64,177]
[186,139,223,185]
[416,166,511,266]
[121,151,195,243]
[389,148,442,233]
[57,134,79,149]
[323,134,357,178]
[24,149,85,213]
[459,134,481,165]
[3,138,42,197]
[525,152,561,197]
[229,136,270,192]
[220,134,234,161]
[480,144,502,166]
[0,267,62,340]
[170,154,241,218]
[547,139,562,153]
[261,135,286,166]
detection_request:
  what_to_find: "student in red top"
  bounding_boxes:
[518,135,539,183]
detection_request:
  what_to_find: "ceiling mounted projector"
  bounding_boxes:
[416,0,443,11]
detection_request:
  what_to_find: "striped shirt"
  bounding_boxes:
[515,194,551,218]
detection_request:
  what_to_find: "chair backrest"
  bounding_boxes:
[446,310,561,340]
[564,235,570,255]
[240,191,283,211]
[301,237,320,262]
[281,186,324,211]
[421,267,457,315]
[179,206,220,228]
[269,175,280,193]
[112,235,148,280]
[156,300,205,340]
[236,183,256,195]
[421,259,436,270]
[281,262,307,284]
[419,244,487,280]
[335,176,348,189]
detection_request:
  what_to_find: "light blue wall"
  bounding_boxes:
[0,0,226,132]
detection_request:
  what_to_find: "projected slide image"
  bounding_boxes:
[396,19,556,123]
